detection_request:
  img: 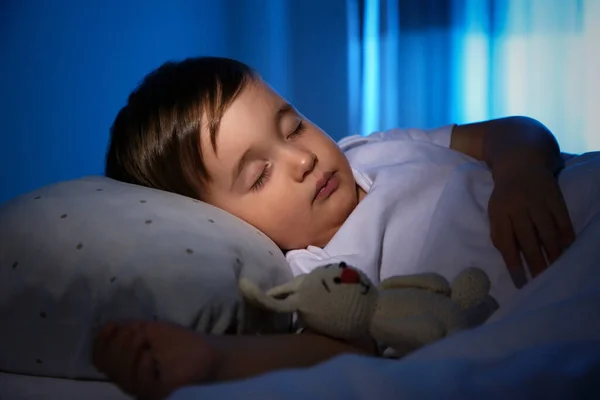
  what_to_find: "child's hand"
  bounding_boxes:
[488,166,575,287]
[92,321,220,400]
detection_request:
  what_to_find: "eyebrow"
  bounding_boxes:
[231,103,294,186]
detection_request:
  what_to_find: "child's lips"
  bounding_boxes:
[313,172,339,202]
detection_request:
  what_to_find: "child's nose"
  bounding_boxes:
[340,268,360,284]
[286,147,316,182]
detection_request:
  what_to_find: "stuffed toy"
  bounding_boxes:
[239,262,498,356]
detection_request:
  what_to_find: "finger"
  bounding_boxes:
[490,216,526,288]
[529,208,562,265]
[546,192,575,247]
[511,212,547,277]
[95,323,139,389]
[92,322,119,371]
[108,325,140,393]
[133,345,156,398]
[152,357,162,383]
[94,324,134,392]
[124,323,148,382]
[115,323,145,369]
[130,356,164,400]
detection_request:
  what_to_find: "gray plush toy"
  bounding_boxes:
[239,262,499,356]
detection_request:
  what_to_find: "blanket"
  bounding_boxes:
[170,179,600,400]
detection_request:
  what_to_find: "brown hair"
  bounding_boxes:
[105,57,256,199]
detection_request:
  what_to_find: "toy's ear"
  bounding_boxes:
[266,274,307,298]
[239,278,300,313]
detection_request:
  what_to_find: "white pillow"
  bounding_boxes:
[0,176,293,380]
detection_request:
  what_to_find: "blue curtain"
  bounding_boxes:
[349,0,600,153]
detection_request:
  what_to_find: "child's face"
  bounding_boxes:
[200,80,359,250]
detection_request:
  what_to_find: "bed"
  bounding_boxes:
[1,172,600,399]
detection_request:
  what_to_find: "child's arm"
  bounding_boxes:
[450,116,563,174]
[449,116,575,285]
[92,321,376,399]
[208,329,376,382]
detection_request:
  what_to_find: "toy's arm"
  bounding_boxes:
[378,273,450,295]
[370,315,447,357]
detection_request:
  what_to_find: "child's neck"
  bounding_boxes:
[357,184,367,203]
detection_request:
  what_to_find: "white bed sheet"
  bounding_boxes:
[0,373,128,400]
[3,201,599,400]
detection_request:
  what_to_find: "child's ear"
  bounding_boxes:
[239,278,301,313]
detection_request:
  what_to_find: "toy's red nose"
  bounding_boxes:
[340,267,360,284]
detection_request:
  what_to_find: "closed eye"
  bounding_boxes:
[250,165,271,191]
[321,279,331,292]
[287,120,306,140]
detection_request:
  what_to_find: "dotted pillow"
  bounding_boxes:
[0,176,293,379]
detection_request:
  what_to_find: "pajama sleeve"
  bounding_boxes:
[338,124,456,152]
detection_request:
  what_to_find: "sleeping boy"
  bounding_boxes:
[94,57,600,399]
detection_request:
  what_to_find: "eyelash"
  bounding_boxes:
[251,165,270,191]
[288,120,306,139]
[250,121,305,192]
